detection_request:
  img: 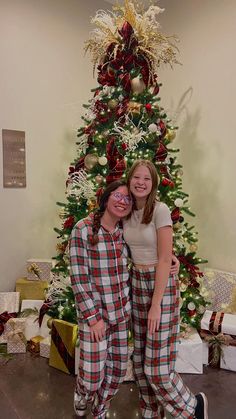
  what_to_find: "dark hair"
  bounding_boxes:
[89,179,127,245]
[126,159,159,224]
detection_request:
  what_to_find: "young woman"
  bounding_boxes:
[70,180,133,419]
[124,160,208,419]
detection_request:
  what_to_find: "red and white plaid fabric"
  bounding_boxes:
[76,319,129,419]
[70,214,131,326]
[132,267,197,418]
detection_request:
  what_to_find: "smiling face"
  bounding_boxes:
[129,165,153,201]
[106,185,132,219]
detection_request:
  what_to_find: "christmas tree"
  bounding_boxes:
[46,1,208,330]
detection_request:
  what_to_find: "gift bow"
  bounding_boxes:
[7,318,27,345]
[200,330,236,367]
[27,263,41,279]
[0,311,17,336]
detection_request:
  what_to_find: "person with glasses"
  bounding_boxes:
[124,159,208,419]
[70,180,133,419]
[70,178,180,419]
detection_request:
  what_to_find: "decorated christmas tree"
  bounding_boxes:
[45,1,208,329]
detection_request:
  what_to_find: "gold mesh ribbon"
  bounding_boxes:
[200,330,236,367]
[7,318,27,345]
[27,263,42,279]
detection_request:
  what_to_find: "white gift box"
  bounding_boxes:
[40,336,51,358]
[0,292,20,313]
[20,300,51,340]
[26,259,52,281]
[201,310,236,336]
[175,331,203,374]
[220,346,236,371]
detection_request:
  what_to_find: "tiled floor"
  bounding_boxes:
[0,353,235,419]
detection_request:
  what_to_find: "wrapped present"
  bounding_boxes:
[124,344,135,381]
[40,336,51,358]
[202,268,236,312]
[16,278,48,301]
[26,259,52,281]
[220,345,236,371]
[28,335,44,354]
[0,311,17,344]
[0,292,20,313]
[49,319,78,374]
[6,318,27,353]
[175,330,203,374]
[201,310,236,336]
[19,299,51,340]
[200,310,236,370]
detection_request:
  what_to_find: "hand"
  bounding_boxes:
[148,303,161,334]
[89,319,106,342]
[170,254,180,276]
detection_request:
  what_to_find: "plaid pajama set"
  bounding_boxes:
[124,203,197,419]
[70,214,131,419]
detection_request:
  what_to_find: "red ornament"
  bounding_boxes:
[161,178,175,188]
[121,143,128,150]
[145,103,152,113]
[171,207,180,223]
[188,309,196,317]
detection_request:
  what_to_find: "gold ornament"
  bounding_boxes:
[95,174,104,184]
[108,99,118,109]
[190,244,198,252]
[165,129,176,142]
[127,101,142,115]
[88,200,98,211]
[47,317,53,329]
[130,76,146,94]
[98,156,108,166]
[84,154,98,170]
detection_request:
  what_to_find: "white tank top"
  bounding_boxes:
[123,202,172,264]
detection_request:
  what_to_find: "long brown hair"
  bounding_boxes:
[126,159,159,224]
[89,179,127,245]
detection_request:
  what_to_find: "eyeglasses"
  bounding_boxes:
[111,191,133,205]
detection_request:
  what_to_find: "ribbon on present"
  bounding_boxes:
[7,318,27,345]
[200,330,236,367]
[0,311,17,336]
[209,311,225,333]
[27,263,41,279]
[51,322,75,374]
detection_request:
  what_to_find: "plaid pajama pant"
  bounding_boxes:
[131,266,197,419]
[76,318,129,419]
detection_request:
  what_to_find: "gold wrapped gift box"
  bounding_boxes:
[15,278,48,301]
[49,319,78,375]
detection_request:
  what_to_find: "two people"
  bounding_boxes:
[70,159,208,419]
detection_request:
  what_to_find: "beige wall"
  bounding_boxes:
[1,0,236,292]
[157,0,236,273]
[0,0,108,291]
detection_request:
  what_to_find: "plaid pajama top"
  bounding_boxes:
[70,214,131,327]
